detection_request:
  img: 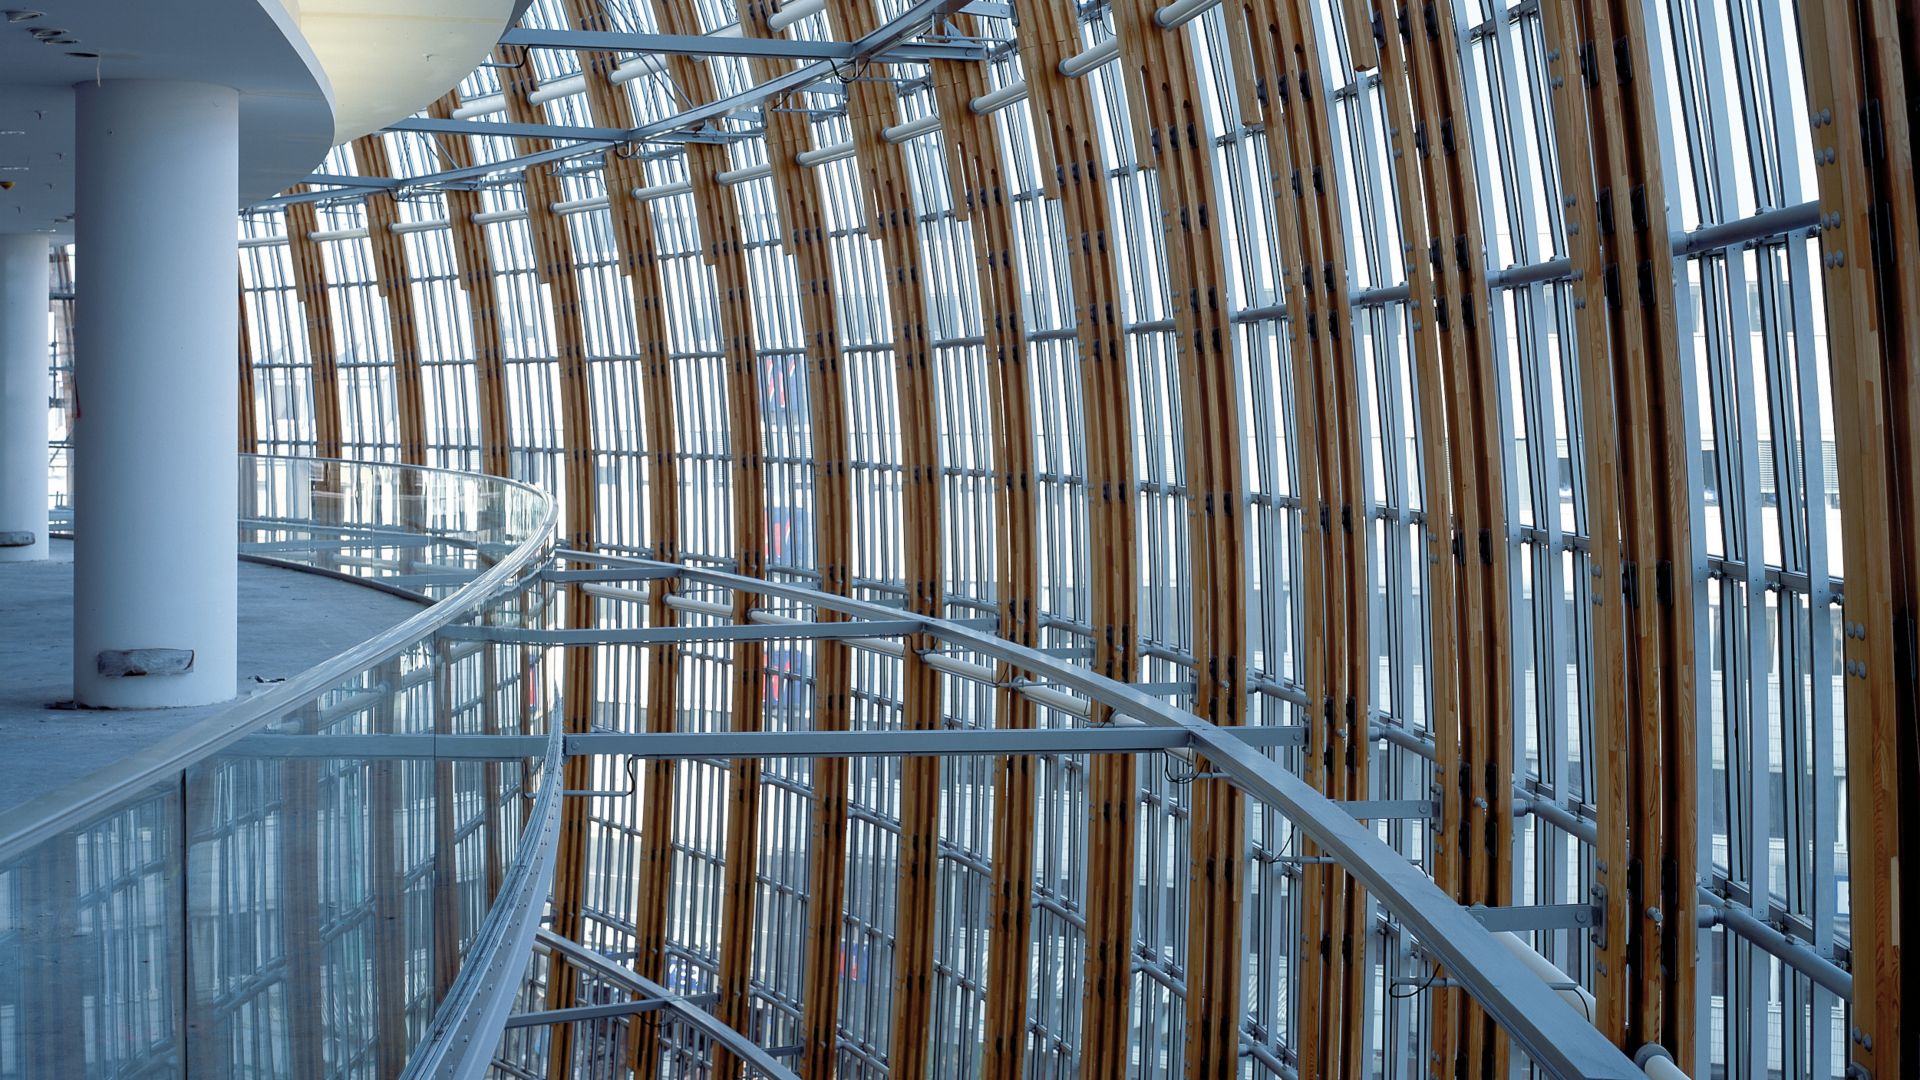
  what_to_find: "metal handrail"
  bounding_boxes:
[554,551,1649,1080]
[0,454,559,863]
[403,726,567,1080]
[528,929,803,1080]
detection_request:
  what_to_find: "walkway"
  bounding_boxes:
[0,541,422,814]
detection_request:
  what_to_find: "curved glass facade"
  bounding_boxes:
[204,0,1919,1075]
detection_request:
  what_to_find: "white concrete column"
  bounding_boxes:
[0,233,49,563]
[72,81,238,708]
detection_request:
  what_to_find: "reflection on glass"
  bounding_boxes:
[0,455,555,1079]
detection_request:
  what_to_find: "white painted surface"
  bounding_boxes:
[292,0,522,141]
[0,1,334,235]
[0,235,48,563]
[1493,931,1599,1023]
[72,82,238,708]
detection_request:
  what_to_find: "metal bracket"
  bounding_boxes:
[1468,903,1603,933]
[1338,798,1437,820]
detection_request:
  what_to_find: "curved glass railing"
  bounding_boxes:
[0,455,559,1079]
[433,552,1649,1080]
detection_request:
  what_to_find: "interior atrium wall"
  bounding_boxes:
[163,0,1920,1074]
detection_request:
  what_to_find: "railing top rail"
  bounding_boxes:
[0,455,558,864]
[554,550,1648,1080]
[528,929,804,1080]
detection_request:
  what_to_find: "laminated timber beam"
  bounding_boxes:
[1535,0,1630,1063]
[1369,0,1521,1072]
[731,7,860,1074]
[824,0,948,1072]
[548,6,690,1074]
[1001,1,1143,1072]
[349,135,429,467]
[282,194,344,458]
[423,91,516,481]
[1538,0,1700,1066]
[1108,0,1252,1074]
[1798,0,1920,1075]
[924,18,1041,1075]
[237,275,257,451]
[641,1,773,1076]
[493,48,604,1080]
[1227,0,1371,1072]
[727,4,862,1075]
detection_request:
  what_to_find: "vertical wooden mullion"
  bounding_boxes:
[426,92,514,481]
[549,15,687,1074]
[1109,2,1251,1074]
[927,26,1043,1075]
[351,135,428,467]
[238,278,258,451]
[1235,3,1336,1070]
[1797,1,1918,1075]
[495,49,601,1080]
[640,3,772,1074]
[1001,0,1142,1073]
[821,1,947,1073]
[285,197,342,459]
[1537,0,1630,1052]
[1368,4,1468,1073]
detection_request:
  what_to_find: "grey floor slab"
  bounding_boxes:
[0,541,422,816]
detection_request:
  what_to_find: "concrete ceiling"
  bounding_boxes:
[0,0,335,236]
[0,0,522,237]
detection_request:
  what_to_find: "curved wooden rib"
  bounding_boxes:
[1000,3,1142,1076]
[422,92,515,480]
[922,22,1043,1075]
[1107,3,1252,1073]
[1798,1,1918,1076]
[822,2,947,1074]
[350,135,429,467]
[493,47,604,1080]
[638,2,774,1076]
[284,196,343,458]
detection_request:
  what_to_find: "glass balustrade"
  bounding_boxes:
[0,454,558,1080]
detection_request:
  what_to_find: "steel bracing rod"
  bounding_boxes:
[437,619,940,644]
[531,930,802,1080]
[557,553,1646,1078]
[499,26,988,62]
[228,725,1312,759]
[259,0,978,208]
[256,144,594,208]
[388,116,637,144]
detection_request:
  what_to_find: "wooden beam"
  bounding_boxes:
[924,20,1042,1073]
[350,135,429,467]
[424,92,515,481]
[1001,1,1143,1074]
[283,196,342,458]
[1798,0,1919,1074]
[493,49,603,1080]
[1109,1,1252,1073]
[1536,0,1630,1054]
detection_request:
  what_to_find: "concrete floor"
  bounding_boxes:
[0,541,423,815]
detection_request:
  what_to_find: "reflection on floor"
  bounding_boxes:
[0,540,422,814]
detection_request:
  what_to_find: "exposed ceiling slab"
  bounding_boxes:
[0,0,336,236]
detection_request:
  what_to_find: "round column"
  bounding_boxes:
[73,81,238,708]
[0,233,49,563]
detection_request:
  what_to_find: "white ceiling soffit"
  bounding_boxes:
[0,0,335,236]
[286,0,525,144]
